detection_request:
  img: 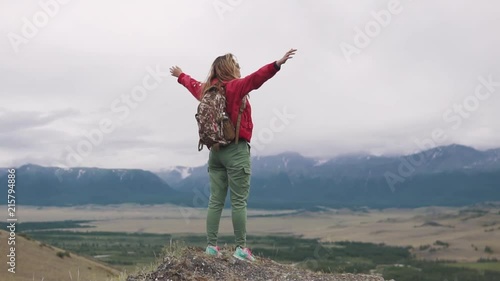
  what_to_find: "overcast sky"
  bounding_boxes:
[1,0,499,170]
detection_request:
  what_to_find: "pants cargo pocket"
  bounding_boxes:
[243,167,251,175]
[242,167,251,188]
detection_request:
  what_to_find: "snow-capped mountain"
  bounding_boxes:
[156,144,500,208]
[1,164,185,206]
[2,144,499,209]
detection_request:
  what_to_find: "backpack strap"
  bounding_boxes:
[234,95,247,144]
[198,140,204,151]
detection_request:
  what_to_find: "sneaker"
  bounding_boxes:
[205,245,221,256]
[233,247,255,262]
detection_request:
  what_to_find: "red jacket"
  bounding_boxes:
[177,62,280,142]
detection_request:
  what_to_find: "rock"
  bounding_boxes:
[127,246,388,281]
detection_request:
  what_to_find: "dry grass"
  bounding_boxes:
[0,229,120,281]
[106,240,187,281]
[125,245,386,281]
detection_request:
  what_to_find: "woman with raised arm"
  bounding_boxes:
[170,48,297,262]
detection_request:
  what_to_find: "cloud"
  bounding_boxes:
[0,108,78,133]
[1,0,499,169]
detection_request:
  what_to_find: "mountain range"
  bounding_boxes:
[1,144,499,208]
[0,164,186,206]
[156,144,500,208]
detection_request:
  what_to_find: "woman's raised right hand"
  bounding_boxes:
[276,48,297,67]
[169,66,183,78]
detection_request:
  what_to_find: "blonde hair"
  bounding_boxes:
[201,53,240,97]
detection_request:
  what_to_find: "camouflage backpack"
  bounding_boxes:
[195,82,246,151]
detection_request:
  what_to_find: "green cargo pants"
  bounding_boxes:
[206,140,251,248]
